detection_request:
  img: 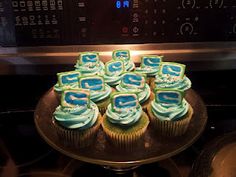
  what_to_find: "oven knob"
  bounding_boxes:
[182,0,195,8]
[209,0,224,8]
[133,26,139,33]
[180,22,194,35]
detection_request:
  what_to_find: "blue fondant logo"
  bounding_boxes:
[121,73,145,88]
[112,93,138,111]
[141,56,162,68]
[58,71,81,86]
[155,90,183,105]
[160,62,185,79]
[113,50,130,60]
[105,60,124,76]
[80,53,99,67]
[61,90,89,107]
[79,76,105,91]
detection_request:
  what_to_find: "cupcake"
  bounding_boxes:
[135,55,163,84]
[151,62,191,92]
[112,50,135,71]
[102,92,149,149]
[53,89,101,148]
[116,72,154,112]
[147,88,193,136]
[78,75,113,114]
[104,60,125,87]
[54,71,81,100]
[74,52,105,75]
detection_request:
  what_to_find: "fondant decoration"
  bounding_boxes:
[112,50,130,60]
[79,76,105,91]
[121,72,145,88]
[79,52,99,67]
[105,60,124,76]
[111,93,138,111]
[141,55,162,68]
[155,89,183,105]
[61,89,90,108]
[160,62,186,79]
[57,71,81,87]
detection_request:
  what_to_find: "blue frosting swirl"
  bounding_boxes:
[53,101,99,130]
[151,99,189,121]
[54,82,78,94]
[135,66,159,77]
[116,84,151,104]
[125,60,135,71]
[89,84,112,103]
[104,74,123,86]
[154,75,191,91]
[74,61,105,76]
[106,104,142,126]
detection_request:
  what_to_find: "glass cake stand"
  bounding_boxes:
[34,88,207,175]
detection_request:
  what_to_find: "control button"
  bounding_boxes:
[57,0,63,10]
[42,0,48,10]
[132,13,139,23]
[35,0,41,11]
[209,0,223,8]
[133,26,139,33]
[78,2,85,7]
[122,27,129,33]
[133,13,138,18]
[45,15,50,25]
[22,16,29,26]
[133,0,139,8]
[27,1,33,11]
[78,17,86,22]
[51,15,58,24]
[180,22,193,35]
[29,15,36,25]
[182,0,195,8]
[50,0,56,10]
[12,1,19,8]
[15,16,22,26]
[20,1,26,7]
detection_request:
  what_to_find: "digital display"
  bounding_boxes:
[116,0,130,9]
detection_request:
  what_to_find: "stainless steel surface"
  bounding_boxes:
[1,42,236,74]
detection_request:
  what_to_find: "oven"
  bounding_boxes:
[1,0,236,177]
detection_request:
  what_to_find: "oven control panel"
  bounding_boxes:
[1,0,236,45]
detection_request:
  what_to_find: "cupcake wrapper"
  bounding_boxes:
[96,88,116,115]
[52,114,102,148]
[102,113,149,150]
[147,104,193,136]
[150,80,156,92]
[96,99,110,115]
[142,92,155,113]
[146,77,156,85]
